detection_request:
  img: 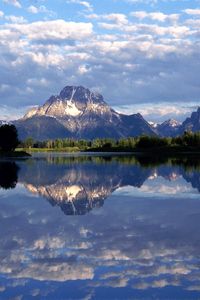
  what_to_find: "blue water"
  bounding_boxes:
[0,154,200,299]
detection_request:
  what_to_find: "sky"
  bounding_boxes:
[0,0,200,122]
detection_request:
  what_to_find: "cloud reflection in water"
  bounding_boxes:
[0,155,200,299]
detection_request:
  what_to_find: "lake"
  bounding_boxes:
[0,153,200,299]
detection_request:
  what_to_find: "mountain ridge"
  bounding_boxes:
[7,85,200,140]
[14,85,157,140]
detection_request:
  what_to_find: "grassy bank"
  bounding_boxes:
[17,147,81,153]
[17,145,200,156]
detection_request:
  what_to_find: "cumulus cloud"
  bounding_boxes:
[184,8,200,15]
[6,20,93,42]
[3,0,21,8]
[27,5,56,17]
[5,15,27,24]
[130,11,180,22]
[87,13,128,25]
[0,2,199,118]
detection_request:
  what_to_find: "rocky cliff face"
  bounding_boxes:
[14,85,156,140]
[23,86,113,120]
[180,107,200,134]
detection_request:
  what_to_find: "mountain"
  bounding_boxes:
[150,107,200,137]
[180,107,200,134]
[156,119,181,137]
[15,116,72,141]
[14,86,156,140]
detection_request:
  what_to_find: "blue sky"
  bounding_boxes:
[0,0,200,122]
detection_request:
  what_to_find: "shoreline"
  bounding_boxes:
[15,147,200,158]
[0,151,31,158]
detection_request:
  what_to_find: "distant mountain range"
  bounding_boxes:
[3,85,200,140]
[152,108,200,137]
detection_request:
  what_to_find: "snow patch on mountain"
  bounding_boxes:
[148,121,158,128]
[161,119,181,128]
[64,100,82,117]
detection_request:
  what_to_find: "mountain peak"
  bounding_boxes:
[23,85,108,120]
[17,84,156,140]
[59,86,87,100]
[161,119,181,127]
[156,118,181,137]
[58,85,104,104]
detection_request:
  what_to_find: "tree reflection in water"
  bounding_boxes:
[0,162,19,189]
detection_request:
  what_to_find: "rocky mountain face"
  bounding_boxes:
[180,107,200,134]
[14,86,156,140]
[12,85,200,140]
[156,119,181,137]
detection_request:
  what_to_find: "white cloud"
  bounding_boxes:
[0,5,199,113]
[67,0,93,12]
[88,13,128,25]
[131,11,179,22]
[27,5,56,17]
[5,15,27,24]
[26,78,49,87]
[27,5,40,14]
[6,20,93,42]
[184,8,200,15]
[0,105,29,121]
[114,103,197,122]
[3,0,21,8]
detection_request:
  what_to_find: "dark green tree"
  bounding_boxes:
[23,137,34,148]
[0,124,19,152]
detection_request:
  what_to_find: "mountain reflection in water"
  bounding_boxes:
[1,155,200,215]
[20,156,200,215]
[0,155,200,299]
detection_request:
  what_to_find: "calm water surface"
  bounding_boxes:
[0,153,200,299]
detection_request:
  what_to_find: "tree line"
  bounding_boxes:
[0,124,200,152]
[20,131,200,151]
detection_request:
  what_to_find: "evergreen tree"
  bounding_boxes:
[0,125,19,151]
